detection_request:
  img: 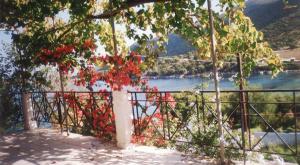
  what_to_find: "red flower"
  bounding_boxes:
[83,39,96,50]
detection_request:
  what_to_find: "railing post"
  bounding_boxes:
[112,90,133,149]
[293,91,298,157]
[22,92,37,130]
[159,92,166,140]
[56,93,63,133]
[130,93,137,136]
[196,94,200,134]
[134,92,140,136]
[165,92,171,140]
[246,91,251,150]
[239,90,246,165]
[201,91,206,132]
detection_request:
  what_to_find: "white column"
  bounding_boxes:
[22,93,37,130]
[112,90,133,149]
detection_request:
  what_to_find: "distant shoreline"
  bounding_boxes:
[144,69,300,80]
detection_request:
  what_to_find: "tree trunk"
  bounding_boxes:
[59,70,69,135]
[207,0,225,163]
[109,0,118,55]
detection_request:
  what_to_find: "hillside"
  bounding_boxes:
[244,0,300,50]
[261,4,300,50]
[244,0,296,29]
[130,34,195,56]
[132,0,300,56]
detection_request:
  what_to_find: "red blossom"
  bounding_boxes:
[75,52,143,91]
[82,39,96,50]
[61,92,116,139]
[56,44,74,54]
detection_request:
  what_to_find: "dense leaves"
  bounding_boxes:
[1,1,282,84]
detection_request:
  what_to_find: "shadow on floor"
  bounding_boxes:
[0,129,207,165]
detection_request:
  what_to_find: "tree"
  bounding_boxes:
[1,0,282,162]
[1,1,282,77]
[0,42,50,132]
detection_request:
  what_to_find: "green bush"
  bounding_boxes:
[221,92,297,132]
[170,92,243,160]
[170,91,298,161]
[263,144,300,163]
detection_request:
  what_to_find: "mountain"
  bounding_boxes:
[245,0,292,29]
[163,34,195,56]
[130,34,195,56]
[131,0,300,55]
[245,0,300,50]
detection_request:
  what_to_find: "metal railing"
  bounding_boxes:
[3,89,300,161]
[129,89,300,161]
[0,92,23,131]
[30,91,114,137]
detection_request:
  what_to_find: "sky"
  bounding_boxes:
[0,0,220,53]
[0,31,12,45]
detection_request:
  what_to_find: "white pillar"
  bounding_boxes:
[22,93,37,130]
[112,90,133,149]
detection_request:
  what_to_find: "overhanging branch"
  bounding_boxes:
[87,0,170,19]
[41,0,169,36]
[26,0,170,42]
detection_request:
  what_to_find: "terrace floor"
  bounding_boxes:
[0,129,297,165]
[0,129,212,165]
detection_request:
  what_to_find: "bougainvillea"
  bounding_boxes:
[36,38,171,142]
[61,91,116,139]
[75,51,143,91]
[36,38,143,91]
[36,39,146,140]
[131,112,168,147]
[131,81,176,147]
[36,39,97,74]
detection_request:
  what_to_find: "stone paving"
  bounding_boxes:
[0,129,211,165]
[0,129,297,165]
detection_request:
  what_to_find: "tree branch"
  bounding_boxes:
[39,0,170,38]
[87,0,170,19]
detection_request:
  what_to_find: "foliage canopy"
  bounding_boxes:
[0,0,282,89]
